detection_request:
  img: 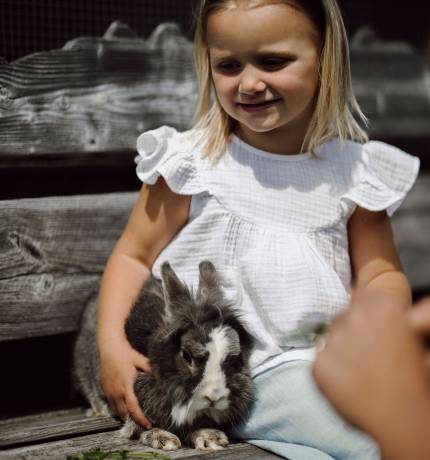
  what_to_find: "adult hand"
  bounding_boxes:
[408,296,430,367]
[312,295,430,436]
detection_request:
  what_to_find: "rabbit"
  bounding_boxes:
[73,260,255,451]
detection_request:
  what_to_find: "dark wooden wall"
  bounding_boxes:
[1,0,429,63]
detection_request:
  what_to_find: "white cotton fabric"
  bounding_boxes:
[136,125,420,376]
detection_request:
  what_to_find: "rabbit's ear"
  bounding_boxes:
[161,262,191,317]
[196,260,222,303]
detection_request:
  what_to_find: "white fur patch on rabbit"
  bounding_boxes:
[171,325,234,426]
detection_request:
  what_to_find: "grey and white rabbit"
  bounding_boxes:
[73,260,255,451]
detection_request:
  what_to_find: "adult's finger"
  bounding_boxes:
[415,296,430,308]
[408,299,430,334]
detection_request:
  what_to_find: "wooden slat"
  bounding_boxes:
[0,436,282,460]
[392,173,430,291]
[0,173,429,342]
[0,192,134,279]
[350,30,430,138]
[0,22,429,164]
[0,192,135,341]
[0,273,100,340]
[0,22,196,156]
[0,414,282,459]
[0,408,120,448]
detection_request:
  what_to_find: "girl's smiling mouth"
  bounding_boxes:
[237,99,282,112]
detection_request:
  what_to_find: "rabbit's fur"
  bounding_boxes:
[73,260,255,451]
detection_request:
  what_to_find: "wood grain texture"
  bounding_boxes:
[0,22,197,155]
[0,192,135,341]
[0,408,120,448]
[350,28,430,138]
[0,174,429,341]
[0,273,100,340]
[0,22,429,162]
[391,173,430,291]
[0,192,135,279]
[0,407,282,458]
[0,437,283,460]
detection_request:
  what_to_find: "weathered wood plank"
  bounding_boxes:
[0,408,120,448]
[0,22,197,156]
[0,192,135,341]
[350,28,430,138]
[0,273,100,340]
[0,428,282,459]
[392,173,430,291]
[0,151,136,169]
[0,192,134,279]
[0,22,429,163]
[0,173,429,341]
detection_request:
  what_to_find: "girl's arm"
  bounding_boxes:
[96,177,191,426]
[348,206,412,310]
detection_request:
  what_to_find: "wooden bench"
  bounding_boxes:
[0,21,429,459]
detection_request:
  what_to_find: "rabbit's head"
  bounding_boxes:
[150,261,254,428]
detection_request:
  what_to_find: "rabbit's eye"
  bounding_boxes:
[224,354,242,369]
[181,348,193,366]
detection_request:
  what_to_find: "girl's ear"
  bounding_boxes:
[196,260,223,303]
[160,262,191,318]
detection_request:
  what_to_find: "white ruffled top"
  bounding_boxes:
[136,125,420,376]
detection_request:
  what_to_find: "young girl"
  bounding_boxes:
[96,0,420,458]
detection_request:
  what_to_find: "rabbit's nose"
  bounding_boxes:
[204,396,216,407]
[204,389,229,405]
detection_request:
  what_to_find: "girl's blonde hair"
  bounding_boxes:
[192,0,368,161]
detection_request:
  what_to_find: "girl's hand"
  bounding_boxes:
[99,338,153,429]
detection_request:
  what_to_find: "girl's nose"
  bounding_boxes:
[238,68,266,96]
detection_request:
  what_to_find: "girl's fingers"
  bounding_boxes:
[125,389,152,429]
[108,397,128,421]
[132,350,153,375]
[117,398,129,421]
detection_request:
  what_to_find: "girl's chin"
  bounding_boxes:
[239,119,285,134]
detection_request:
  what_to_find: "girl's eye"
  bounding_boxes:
[260,58,289,69]
[181,349,193,366]
[224,354,242,369]
[215,61,241,74]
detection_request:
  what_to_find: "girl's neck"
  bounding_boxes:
[235,125,308,156]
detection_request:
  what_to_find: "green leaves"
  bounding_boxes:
[66,450,171,460]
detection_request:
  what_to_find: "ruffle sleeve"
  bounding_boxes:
[341,140,420,216]
[135,125,208,195]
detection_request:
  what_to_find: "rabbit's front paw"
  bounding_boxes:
[140,428,181,451]
[191,428,229,451]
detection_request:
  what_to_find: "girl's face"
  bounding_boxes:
[207,2,321,152]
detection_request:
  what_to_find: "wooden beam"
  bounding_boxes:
[0,192,135,341]
[0,174,429,342]
[0,22,197,156]
[0,408,282,459]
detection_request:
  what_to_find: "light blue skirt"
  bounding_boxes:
[232,360,380,460]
